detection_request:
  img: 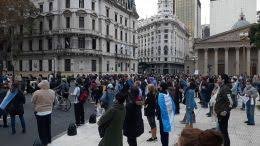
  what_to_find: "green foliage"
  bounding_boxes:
[249,23,260,48]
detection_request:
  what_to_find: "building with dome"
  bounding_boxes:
[194,13,260,76]
[137,0,189,74]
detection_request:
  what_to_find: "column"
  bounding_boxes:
[247,47,251,76]
[224,48,229,74]
[195,50,198,71]
[214,48,218,75]
[204,48,208,75]
[258,49,260,74]
[243,47,246,74]
[235,48,240,75]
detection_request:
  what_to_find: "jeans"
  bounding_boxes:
[74,103,85,125]
[0,109,8,126]
[246,99,255,124]
[186,109,193,125]
[218,112,230,146]
[159,119,169,146]
[11,115,25,133]
[35,114,52,145]
[127,137,137,146]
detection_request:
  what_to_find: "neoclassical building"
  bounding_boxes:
[194,14,260,76]
[0,0,139,76]
[137,0,189,74]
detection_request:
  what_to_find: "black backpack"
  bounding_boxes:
[89,113,96,124]
[67,123,77,136]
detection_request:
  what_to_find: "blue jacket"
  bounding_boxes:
[185,88,197,110]
[101,89,116,109]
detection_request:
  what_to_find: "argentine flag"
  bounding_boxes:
[158,92,175,133]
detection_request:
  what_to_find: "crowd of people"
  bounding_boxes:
[1,70,260,146]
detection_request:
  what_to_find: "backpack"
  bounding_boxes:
[78,87,89,103]
[89,113,96,124]
[67,123,77,136]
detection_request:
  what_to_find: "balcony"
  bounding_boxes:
[115,53,132,59]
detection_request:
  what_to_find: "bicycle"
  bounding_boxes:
[54,92,72,112]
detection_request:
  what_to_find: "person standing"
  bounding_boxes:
[6,82,26,134]
[32,80,55,146]
[98,92,126,146]
[0,84,9,128]
[214,74,233,146]
[184,79,197,128]
[144,84,157,142]
[157,82,175,146]
[71,81,85,126]
[123,86,144,146]
[100,83,116,111]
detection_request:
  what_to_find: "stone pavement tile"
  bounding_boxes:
[50,101,260,146]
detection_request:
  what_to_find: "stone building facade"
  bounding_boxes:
[0,0,139,76]
[137,0,189,74]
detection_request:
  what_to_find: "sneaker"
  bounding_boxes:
[147,137,157,142]
[247,123,255,126]
[244,121,249,123]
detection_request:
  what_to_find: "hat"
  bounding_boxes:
[107,83,114,89]
[38,80,50,89]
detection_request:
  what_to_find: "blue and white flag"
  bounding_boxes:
[158,92,175,133]
[0,90,17,110]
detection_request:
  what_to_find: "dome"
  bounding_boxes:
[231,13,250,30]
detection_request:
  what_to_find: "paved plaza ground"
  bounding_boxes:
[50,100,260,146]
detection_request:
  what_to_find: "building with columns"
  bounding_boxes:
[137,0,189,74]
[0,0,139,76]
[195,14,260,76]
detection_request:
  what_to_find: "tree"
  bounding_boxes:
[249,23,260,48]
[0,0,38,76]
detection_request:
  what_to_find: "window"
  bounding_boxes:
[164,29,168,33]
[133,35,135,43]
[39,60,43,71]
[120,16,123,24]
[65,59,71,71]
[115,13,118,22]
[125,32,127,42]
[48,38,52,50]
[7,61,12,71]
[106,61,109,72]
[66,0,70,8]
[29,40,32,51]
[79,17,84,28]
[125,18,127,26]
[79,0,84,8]
[91,1,95,10]
[106,24,109,35]
[20,25,23,34]
[19,42,23,51]
[158,47,161,55]
[133,21,135,29]
[39,4,43,13]
[92,19,95,30]
[91,60,97,72]
[65,37,70,49]
[115,28,118,39]
[92,39,96,49]
[115,44,118,54]
[164,58,167,61]
[29,60,32,71]
[120,62,123,72]
[48,60,52,71]
[164,34,168,39]
[66,17,70,28]
[49,19,53,30]
[19,60,23,71]
[115,63,117,72]
[120,30,123,41]
[39,39,42,51]
[164,46,168,55]
[78,37,85,49]
[49,2,53,11]
[39,22,43,34]
[106,7,109,18]
[106,41,110,52]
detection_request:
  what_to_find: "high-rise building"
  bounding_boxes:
[175,0,202,38]
[210,0,256,35]
[0,0,139,75]
[137,0,189,74]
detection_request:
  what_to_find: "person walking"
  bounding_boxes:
[6,81,26,134]
[144,84,157,142]
[32,80,55,146]
[184,79,197,128]
[123,86,144,146]
[214,74,233,146]
[243,79,258,126]
[157,82,175,146]
[98,92,126,146]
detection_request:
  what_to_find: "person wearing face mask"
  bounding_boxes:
[214,74,232,146]
[243,79,258,126]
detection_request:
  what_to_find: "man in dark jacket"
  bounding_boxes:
[0,85,8,128]
[214,74,232,146]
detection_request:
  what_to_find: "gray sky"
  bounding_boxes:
[136,0,260,24]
